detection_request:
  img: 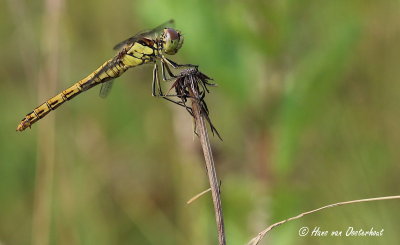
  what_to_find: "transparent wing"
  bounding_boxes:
[113,19,175,51]
[99,81,114,98]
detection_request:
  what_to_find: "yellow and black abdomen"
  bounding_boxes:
[16,58,127,131]
[16,84,82,131]
[16,39,159,132]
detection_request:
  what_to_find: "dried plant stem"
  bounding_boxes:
[32,0,63,244]
[247,195,400,245]
[187,187,212,204]
[189,91,226,245]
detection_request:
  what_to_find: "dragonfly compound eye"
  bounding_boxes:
[163,28,183,55]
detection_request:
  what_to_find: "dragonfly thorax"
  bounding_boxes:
[161,28,183,55]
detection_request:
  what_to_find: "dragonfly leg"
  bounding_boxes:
[153,63,185,97]
[160,61,168,81]
[155,64,163,96]
[152,63,157,96]
[161,60,177,81]
[152,63,164,96]
[161,59,180,81]
[152,63,162,96]
[161,94,197,100]
[161,97,194,116]
[162,56,198,69]
[161,94,184,97]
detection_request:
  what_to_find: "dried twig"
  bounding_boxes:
[247,195,400,245]
[31,0,63,245]
[187,187,211,204]
[190,91,226,245]
[165,67,226,245]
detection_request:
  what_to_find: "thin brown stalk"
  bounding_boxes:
[247,195,400,245]
[188,88,226,245]
[163,66,225,244]
[32,0,64,245]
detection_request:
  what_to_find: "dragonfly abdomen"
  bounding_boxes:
[17,36,160,132]
[16,60,127,131]
[16,83,85,131]
[80,59,127,91]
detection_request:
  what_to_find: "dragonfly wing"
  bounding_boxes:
[99,81,114,98]
[113,19,175,50]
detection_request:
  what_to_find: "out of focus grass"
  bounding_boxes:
[1,0,400,244]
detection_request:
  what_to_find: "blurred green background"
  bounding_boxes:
[1,0,400,244]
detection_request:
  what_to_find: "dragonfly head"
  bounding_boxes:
[162,28,183,55]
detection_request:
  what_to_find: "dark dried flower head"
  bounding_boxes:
[164,67,222,140]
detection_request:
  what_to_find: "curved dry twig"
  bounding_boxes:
[247,195,400,245]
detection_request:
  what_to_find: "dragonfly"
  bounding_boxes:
[16,19,187,132]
